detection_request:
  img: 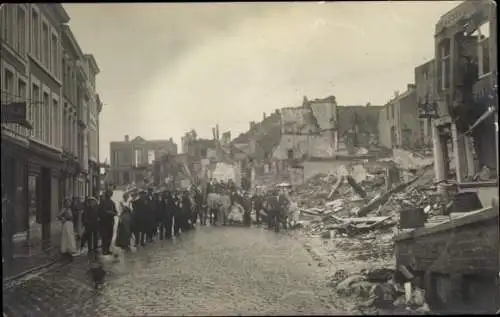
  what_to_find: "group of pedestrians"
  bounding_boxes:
[114,187,201,252]
[58,191,118,260]
[57,180,298,260]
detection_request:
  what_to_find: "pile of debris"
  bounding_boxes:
[328,268,430,315]
[294,162,440,238]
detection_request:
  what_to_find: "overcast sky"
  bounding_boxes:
[64,1,458,162]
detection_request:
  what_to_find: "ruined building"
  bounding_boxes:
[273,95,338,160]
[432,0,497,186]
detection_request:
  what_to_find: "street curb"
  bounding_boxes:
[2,258,64,284]
[3,243,105,284]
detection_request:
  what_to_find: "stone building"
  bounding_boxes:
[109,135,178,187]
[378,84,423,149]
[415,59,436,147]
[273,95,338,160]
[431,0,497,186]
[1,4,102,273]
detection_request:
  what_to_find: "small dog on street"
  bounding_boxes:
[87,253,106,290]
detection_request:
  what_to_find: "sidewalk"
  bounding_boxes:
[2,245,61,282]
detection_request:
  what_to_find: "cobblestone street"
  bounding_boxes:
[3,227,342,316]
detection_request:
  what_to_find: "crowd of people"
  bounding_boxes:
[57,179,300,261]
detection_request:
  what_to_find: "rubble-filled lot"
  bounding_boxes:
[290,150,440,314]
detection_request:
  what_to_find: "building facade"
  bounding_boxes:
[432,0,497,186]
[109,136,178,187]
[378,84,423,149]
[1,4,102,270]
[1,3,69,262]
[415,59,437,147]
[273,96,338,161]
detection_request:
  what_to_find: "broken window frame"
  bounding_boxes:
[439,39,451,92]
[474,21,491,79]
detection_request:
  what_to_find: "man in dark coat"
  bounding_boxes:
[277,190,290,230]
[82,197,100,253]
[145,189,156,243]
[252,192,264,224]
[134,190,149,246]
[265,190,280,232]
[130,191,140,247]
[181,191,192,231]
[152,192,162,240]
[160,191,174,240]
[240,192,252,227]
[98,190,117,255]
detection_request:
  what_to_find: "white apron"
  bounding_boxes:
[60,220,77,254]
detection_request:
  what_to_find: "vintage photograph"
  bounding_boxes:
[1,1,498,316]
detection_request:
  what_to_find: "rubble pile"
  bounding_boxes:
[328,268,431,315]
[291,157,442,270]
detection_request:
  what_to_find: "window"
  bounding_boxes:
[18,79,27,135]
[62,57,67,92]
[17,5,26,55]
[31,8,40,59]
[439,39,451,91]
[51,33,58,76]
[52,99,58,147]
[18,79,26,102]
[41,22,49,67]
[3,5,15,46]
[134,149,142,167]
[147,150,155,165]
[113,150,121,167]
[43,92,50,144]
[31,84,40,139]
[3,69,14,99]
[475,22,490,77]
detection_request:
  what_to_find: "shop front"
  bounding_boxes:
[25,141,63,255]
[1,133,29,269]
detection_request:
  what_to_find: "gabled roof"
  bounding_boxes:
[132,136,146,143]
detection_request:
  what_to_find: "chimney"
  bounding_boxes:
[125,135,129,142]
[407,84,416,90]
[263,112,266,120]
[394,91,400,98]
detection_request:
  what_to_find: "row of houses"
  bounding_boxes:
[1,4,103,271]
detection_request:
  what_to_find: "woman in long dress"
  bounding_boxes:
[116,193,132,252]
[59,198,77,260]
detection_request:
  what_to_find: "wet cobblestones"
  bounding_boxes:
[3,227,343,316]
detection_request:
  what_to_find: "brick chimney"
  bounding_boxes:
[263,112,266,120]
[125,135,129,142]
